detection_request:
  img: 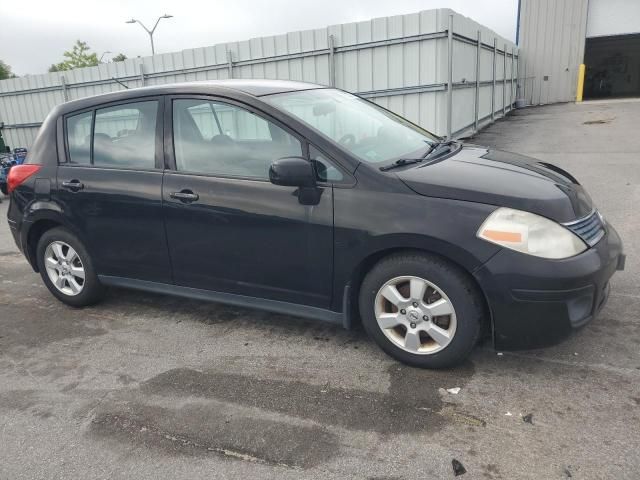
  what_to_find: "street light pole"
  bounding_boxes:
[126,14,173,56]
[99,51,112,63]
[149,30,155,56]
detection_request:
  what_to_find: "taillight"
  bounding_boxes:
[7,164,42,194]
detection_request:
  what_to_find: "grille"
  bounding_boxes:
[564,210,605,247]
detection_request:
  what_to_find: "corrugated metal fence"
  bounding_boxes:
[517,0,588,105]
[0,8,517,149]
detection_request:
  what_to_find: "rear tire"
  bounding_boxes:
[359,252,483,369]
[36,227,104,307]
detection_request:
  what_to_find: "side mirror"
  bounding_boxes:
[269,156,316,188]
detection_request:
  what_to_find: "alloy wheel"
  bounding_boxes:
[44,241,86,296]
[374,275,457,354]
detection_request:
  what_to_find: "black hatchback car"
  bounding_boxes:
[7,80,625,368]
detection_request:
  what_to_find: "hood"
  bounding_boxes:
[396,145,593,223]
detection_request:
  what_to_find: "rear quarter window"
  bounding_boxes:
[66,111,92,164]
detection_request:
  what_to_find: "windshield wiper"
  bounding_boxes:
[379,157,425,171]
[379,139,457,171]
[424,139,457,159]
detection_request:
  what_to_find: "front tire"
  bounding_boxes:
[36,227,104,307]
[359,252,484,369]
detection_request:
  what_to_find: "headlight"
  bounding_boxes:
[477,207,587,259]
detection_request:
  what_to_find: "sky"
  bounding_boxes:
[0,0,518,76]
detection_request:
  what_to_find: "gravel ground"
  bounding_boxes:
[0,99,639,479]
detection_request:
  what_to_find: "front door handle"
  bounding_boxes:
[61,180,84,191]
[170,190,199,203]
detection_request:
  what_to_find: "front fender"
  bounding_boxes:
[349,233,495,274]
[332,190,502,312]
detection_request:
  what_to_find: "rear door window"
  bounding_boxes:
[93,101,159,169]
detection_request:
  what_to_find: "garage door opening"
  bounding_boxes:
[584,33,640,100]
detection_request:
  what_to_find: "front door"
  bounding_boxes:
[57,98,171,283]
[162,97,333,308]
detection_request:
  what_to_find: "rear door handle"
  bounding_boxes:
[170,190,199,203]
[61,180,84,191]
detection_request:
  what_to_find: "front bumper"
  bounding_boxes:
[474,224,624,351]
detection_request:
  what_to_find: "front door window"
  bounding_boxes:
[173,99,302,179]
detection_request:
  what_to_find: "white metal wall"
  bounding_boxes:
[587,0,640,38]
[518,0,589,104]
[0,8,517,149]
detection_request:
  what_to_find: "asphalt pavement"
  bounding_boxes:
[0,99,639,479]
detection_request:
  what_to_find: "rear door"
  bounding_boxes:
[56,98,171,283]
[162,96,334,308]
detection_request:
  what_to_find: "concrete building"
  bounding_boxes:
[518,0,640,104]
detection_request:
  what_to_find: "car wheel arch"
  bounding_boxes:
[347,246,493,341]
[24,213,90,273]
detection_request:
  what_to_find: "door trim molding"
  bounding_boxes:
[98,275,346,326]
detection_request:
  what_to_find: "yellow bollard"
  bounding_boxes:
[576,64,586,102]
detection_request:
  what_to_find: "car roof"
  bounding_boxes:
[189,79,326,96]
[58,79,326,114]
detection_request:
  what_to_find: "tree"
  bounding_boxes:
[48,40,99,72]
[0,60,16,80]
[111,53,127,62]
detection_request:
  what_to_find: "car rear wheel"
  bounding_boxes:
[359,252,483,369]
[36,227,104,307]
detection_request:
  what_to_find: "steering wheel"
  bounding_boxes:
[338,133,356,148]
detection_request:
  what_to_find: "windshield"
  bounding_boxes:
[264,89,439,164]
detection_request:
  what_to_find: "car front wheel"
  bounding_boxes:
[359,252,484,369]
